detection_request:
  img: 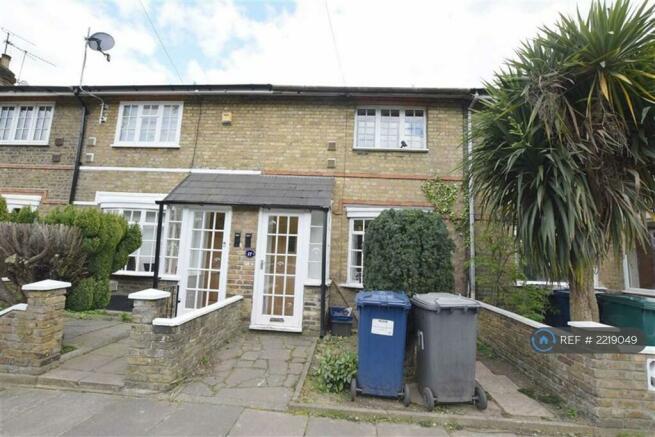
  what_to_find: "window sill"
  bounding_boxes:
[0,142,49,147]
[304,279,332,287]
[339,282,364,289]
[111,143,180,149]
[353,147,428,153]
[623,288,655,297]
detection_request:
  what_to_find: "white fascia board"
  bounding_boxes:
[1,194,42,210]
[345,205,431,218]
[95,191,166,210]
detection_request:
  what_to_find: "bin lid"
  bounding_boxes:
[356,291,411,309]
[597,292,655,310]
[552,288,606,295]
[411,292,480,311]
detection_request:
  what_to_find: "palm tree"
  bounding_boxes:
[470,0,655,320]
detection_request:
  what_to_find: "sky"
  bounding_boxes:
[2,0,594,88]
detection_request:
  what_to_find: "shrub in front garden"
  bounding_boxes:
[363,209,455,295]
[0,223,87,306]
[43,206,141,311]
[0,198,39,224]
[316,348,358,393]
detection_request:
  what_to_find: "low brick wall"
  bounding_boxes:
[0,280,70,375]
[478,303,655,430]
[125,289,243,392]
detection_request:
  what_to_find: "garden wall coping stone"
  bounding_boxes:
[0,303,27,317]
[22,279,71,291]
[152,295,243,327]
[128,289,171,301]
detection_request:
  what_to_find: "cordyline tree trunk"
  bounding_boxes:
[568,265,599,321]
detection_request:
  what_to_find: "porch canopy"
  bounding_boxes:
[161,173,334,209]
[152,173,335,335]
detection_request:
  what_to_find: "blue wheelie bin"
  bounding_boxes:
[350,291,411,406]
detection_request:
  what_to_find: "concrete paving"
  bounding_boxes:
[475,362,554,419]
[174,332,314,411]
[0,387,519,436]
[62,318,130,354]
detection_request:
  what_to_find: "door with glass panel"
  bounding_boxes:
[251,210,309,332]
[178,209,231,314]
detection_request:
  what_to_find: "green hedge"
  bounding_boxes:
[363,209,455,296]
[43,206,142,311]
[0,198,39,224]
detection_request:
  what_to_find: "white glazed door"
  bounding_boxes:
[177,208,231,315]
[250,209,309,332]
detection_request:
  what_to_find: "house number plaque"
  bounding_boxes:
[245,249,255,258]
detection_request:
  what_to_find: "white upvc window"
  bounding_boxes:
[164,206,182,276]
[307,210,331,284]
[106,208,161,274]
[354,107,426,150]
[347,217,374,285]
[113,102,183,147]
[0,103,54,145]
[623,227,655,296]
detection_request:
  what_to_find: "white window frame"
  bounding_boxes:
[622,234,655,297]
[305,210,332,286]
[1,194,41,211]
[0,102,55,146]
[94,192,178,279]
[353,106,427,151]
[112,101,183,148]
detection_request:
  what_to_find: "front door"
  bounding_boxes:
[250,209,310,332]
[178,208,231,314]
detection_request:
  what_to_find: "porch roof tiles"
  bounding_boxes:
[161,173,334,210]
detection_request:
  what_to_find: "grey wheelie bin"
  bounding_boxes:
[411,292,486,411]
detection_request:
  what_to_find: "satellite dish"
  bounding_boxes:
[87,32,114,52]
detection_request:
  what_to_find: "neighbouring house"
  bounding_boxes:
[4,63,651,334]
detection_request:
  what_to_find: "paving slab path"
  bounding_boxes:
[0,386,522,436]
[173,331,315,411]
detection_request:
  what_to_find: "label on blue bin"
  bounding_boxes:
[371,318,394,336]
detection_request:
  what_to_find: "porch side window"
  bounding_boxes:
[0,103,54,145]
[164,206,182,275]
[347,218,373,285]
[354,107,426,150]
[308,211,330,281]
[625,227,655,293]
[107,209,160,273]
[114,101,183,147]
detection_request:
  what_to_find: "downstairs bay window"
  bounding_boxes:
[107,209,160,273]
[306,210,331,285]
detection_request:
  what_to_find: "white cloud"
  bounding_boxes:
[2,0,593,87]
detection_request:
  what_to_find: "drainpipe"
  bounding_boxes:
[467,92,480,299]
[70,87,89,204]
[319,207,329,338]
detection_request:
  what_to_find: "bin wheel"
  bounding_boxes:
[350,378,357,402]
[422,387,434,412]
[473,382,487,410]
[402,383,411,407]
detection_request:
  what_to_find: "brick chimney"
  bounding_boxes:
[0,53,17,86]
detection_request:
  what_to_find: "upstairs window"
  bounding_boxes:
[355,107,426,150]
[0,103,54,145]
[114,102,182,147]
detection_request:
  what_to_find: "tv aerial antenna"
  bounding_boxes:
[2,27,56,84]
[78,28,115,123]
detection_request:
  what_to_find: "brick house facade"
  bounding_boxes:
[0,84,474,333]
[2,82,654,332]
